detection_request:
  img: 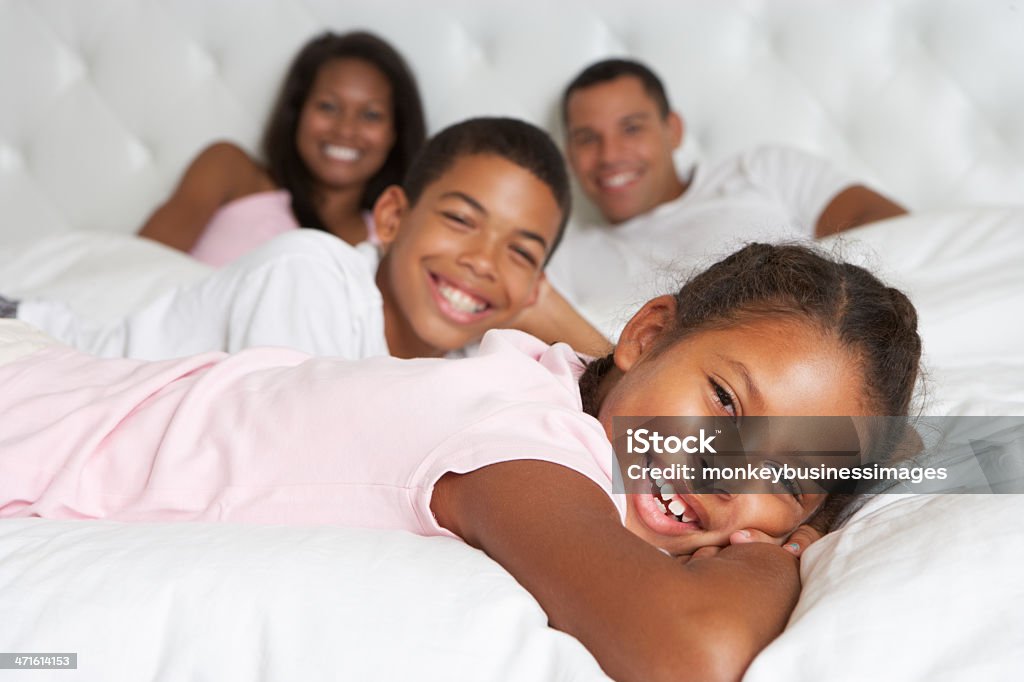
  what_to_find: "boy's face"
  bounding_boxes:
[565,75,684,225]
[375,154,562,358]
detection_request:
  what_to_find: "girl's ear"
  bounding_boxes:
[373,185,408,251]
[614,295,677,372]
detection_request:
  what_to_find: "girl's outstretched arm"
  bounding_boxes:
[431,460,801,682]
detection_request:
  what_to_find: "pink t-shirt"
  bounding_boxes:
[189,190,381,267]
[0,330,624,536]
[190,191,300,267]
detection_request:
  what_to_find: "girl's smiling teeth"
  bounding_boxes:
[324,144,361,162]
[434,276,489,315]
[651,476,699,525]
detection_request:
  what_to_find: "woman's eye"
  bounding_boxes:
[361,109,385,122]
[710,379,737,420]
[316,100,337,113]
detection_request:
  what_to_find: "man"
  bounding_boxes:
[546,58,906,338]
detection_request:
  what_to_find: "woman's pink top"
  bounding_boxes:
[189,191,380,267]
[189,190,300,267]
[0,330,625,536]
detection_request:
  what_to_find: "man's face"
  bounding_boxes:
[565,76,684,224]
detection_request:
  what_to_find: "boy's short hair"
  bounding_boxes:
[402,117,571,261]
[561,58,672,123]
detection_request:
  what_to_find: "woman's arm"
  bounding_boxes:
[138,142,263,253]
[432,460,800,682]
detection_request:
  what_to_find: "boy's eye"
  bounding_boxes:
[442,211,472,227]
[623,123,643,135]
[510,245,540,268]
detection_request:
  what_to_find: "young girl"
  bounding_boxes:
[7,117,592,360]
[0,242,920,681]
[137,31,426,266]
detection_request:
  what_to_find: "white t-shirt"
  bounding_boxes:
[548,145,853,337]
[18,230,389,360]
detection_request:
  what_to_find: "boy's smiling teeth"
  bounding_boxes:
[324,144,360,161]
[436,278,488,314]
[600,171,640,189]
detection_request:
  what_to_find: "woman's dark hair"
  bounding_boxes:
[261,31,426,232]
[402,117,572,261]
[578,242,923,531]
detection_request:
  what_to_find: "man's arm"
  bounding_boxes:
[432,460,801,682]
[815,184,908,238]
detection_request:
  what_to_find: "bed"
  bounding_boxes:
[2,1,1023,680]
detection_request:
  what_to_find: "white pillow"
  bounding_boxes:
[0,520,610,682]
[746,494,1024,681]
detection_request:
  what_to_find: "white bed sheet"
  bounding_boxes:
[2,207,1023,680]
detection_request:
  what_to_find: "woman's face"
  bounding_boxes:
[296,57,396,192]
[600,299,869,556]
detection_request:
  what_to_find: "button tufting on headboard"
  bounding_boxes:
[1,0,1022,243]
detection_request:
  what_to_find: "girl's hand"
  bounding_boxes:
[674,544,722,565]
[728,524,824,558]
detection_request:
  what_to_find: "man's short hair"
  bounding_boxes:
[561,58,672,124]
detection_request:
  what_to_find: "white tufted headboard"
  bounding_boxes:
[2,0,1022,243]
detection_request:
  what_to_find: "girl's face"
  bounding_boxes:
[602,299,869,556]
[296,57,396,192]
[374,153,562,358]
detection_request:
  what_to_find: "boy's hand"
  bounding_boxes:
[727,525,824,558]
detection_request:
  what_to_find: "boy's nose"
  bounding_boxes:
[457,243,498,281]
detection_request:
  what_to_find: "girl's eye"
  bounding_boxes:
[709,379,738,421]
[361,109,385,122]
[766,461,802,499]
[316,100,337,113]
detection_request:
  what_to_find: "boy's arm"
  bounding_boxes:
[432,460,800,682]
[511,278,613,357]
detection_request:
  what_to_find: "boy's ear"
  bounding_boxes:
[372,185,408,250]
[668,111,684,150]
[614,295,676,372]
